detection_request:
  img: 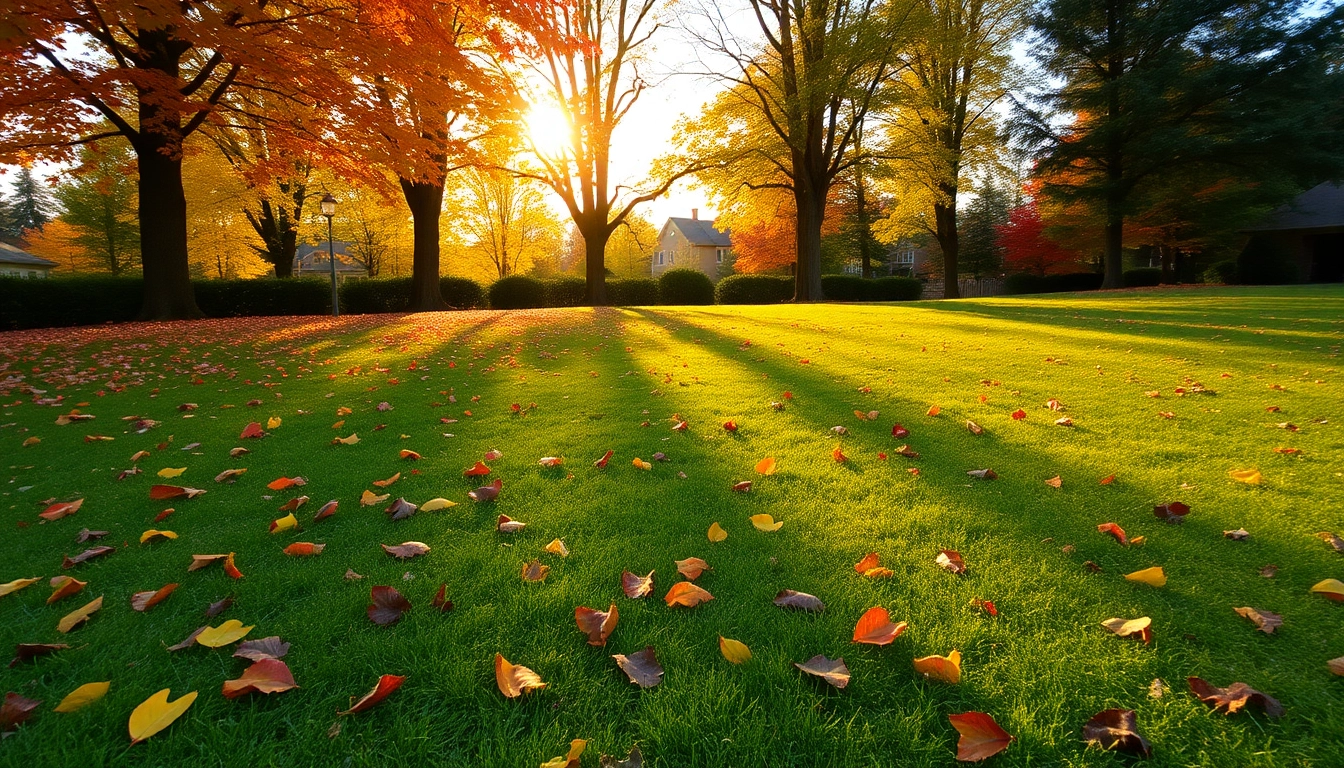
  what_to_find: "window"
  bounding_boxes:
[668,252,674,265]
[895,248,915,266]
[716,248,727,264]
[655,251,664,266]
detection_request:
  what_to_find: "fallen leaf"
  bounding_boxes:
[622,570,654,599]
[539,456,564,468]
[149,485,206,500]
[1097,522,1128,546]
[157,467,186,478]
[187,553,243,579]
[63,546,115,569]
[372,472,402,488]
[234,637,290,662]
[1044,475,1062,488]
[0,692,40,735]
[9,643,68,667]
[1260,564,1279,578]
[1010,409,1027,421]
[195,619,254,648]
[754,457,777,475]
[1153,501,1191,523]
[332,433,359,445]
[1187,676,1283,717]
[1229,468,1262,485]
[750,514,783,531]
[283,542,325,557]
[927,405,940,416]
[594,450,614,468]
[46,576,87,604]
[360,490,390,506]
[1082,708,1151,757]
[140,529,178,544]
[719,636,751,664]
[794,655,849,688]
[1310,578,1344,601]
[521,560,550,581]
[57,595,104,633]
[1125,567,1167,587]
[0,578,40,598]
[240,422,264,439]
[420,498,455,512]
[266,417,282,430]
[165,627,206,652]
[382,542,430,559]
[54,681,110,713]
[495,654,546,698]
[614,646,663,688]
[128,689,198,743]
[1328,657,1344,676]
[470,479,503,502]
[707,522,727,542]
[632,458,652,470]
[339,674,406,715]
[541,738,588,768]
[368,586,411,626]
[576,604,619,646]
[76,528,109,543]
[344,569,363,581]
[664,581,713,607]
[773,589,824,612]
[731,480,752,492]
[544,539,569,557]
[966,469,996,480]
[1100,616,1152,644]
[675,557,712,581]
[432,583,453,612]
[131,583,178,612]
[497,515,526,533]
[278,495,309,513]
[399,450,421,460]
[221,658,297,699]
[966,420,984,435]
[229,447,249,457]
[936,550,967,574]
[949,711,1014,762]
[832,445,848,462]
[269,513,298,534]
[1316,532,1344,552]
[1234,607,1282,634]
[385,497,417,521]
[39,498,83,521]
[1224,528,1250,541]
[853,606,907,645]
[913,650,961,683]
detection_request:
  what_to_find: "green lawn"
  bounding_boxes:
[2,286,1342,766]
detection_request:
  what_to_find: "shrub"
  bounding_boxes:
[1003,273,1046,295]
[196,278,330,317]
[608,278,660,306]
[441,276,484,309]
[1122,268,1163,288]
[870,276,924,301]
[820,274,871,301]
[658,268,715,305]
[1237,235,1300,285]
[546,276,588,307]
[339,277,412,314]
[715,274,794,305]
[0,275,141,330]
[1203,259,1238,285]
[488,275,548,309]
[1043,272,1104,292]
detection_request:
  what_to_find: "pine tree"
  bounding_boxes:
[9,166,55,234]
[959,183,1010,278]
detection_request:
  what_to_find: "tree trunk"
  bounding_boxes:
[135,140,201,319]
[582,221,609,306]
[855,177,872,279]
[1102,202,1124,289]
[934,197,960,299]
[400,178,448,311]
[1102,0,1125,290]
[1159,245,1174,284]
[793,183,825,302]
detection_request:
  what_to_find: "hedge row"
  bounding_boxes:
[1002,272,1106,295]
[715,274,923,304]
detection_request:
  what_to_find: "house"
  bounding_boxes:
[293,241,366,280]
[0,242,57,278]
[653,210,732,283]
[842,238,938,277]
[1240,181,1344,282]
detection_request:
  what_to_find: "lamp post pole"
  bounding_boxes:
[320,193,339,317]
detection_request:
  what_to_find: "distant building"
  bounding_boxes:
[293,241,366,280]
[0,242,57,278]
[843,238,938,277]
[653,210,732,283]
[1241,181,1344,282]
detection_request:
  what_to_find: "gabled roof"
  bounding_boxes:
[1243,182,1344,232]
[665,217,731,247]
[0,242,58,268]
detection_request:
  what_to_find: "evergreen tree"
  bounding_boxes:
[9,166,55,234]
[958,183,1010,278]
[0,192,16,241]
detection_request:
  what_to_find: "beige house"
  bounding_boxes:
[0,242,57,278]
[653,211,732,283]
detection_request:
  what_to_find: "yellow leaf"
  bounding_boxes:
[196,619,254,648]
[0,577,40,598]
[128,689,198,744]
[632,458,652,470]
[1311,578,1344,602]
[750,514,783,532]
[1125,567,1167,587]
[331,420,345,430]
[269,513,298,534]
[540,738,587,768]
[719,636,752,664]
[57,595,104,633]
[420,498,456,512]
[140,529,178,544]
[755,457,777,475]
[267,417,282,429]
[1228,468,1262,485]
[360,490,389,506]
[335,433,359,445]
[22,436,40,447]
[544,539,569,557]
[707,522,727,542]
[912,649,961,684]
[54,681,111,713]
[157,467,186,478]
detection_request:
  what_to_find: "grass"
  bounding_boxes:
[1,285,1342,766]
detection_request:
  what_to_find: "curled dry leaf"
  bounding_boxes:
[544,539,569,557]
[1310,578,1344,601]
[360,490,390,507]
[853,606,907,646]
[622,570,654,599]
[1044,475,1062,488]
[399,450,421,460]
[966,469,996,480]
[497,515,526,533]
[278,495,309,512]
[1228,468,1262,485]
[1234,607,1282,634]
[750,514,783,531]
[372,473,401,488]
[187,553,242,578]
[267,476,304,491]
[966,420,984,435]
[464,461,491,477]
[1100,616,1152,644]
[675,557,711,581]
[222,659,297,699]
[385,497,417,521]
[332,433,359,445]
[229,447,249,458]
[470,479,503,502]
[131,583,178,612]
[382,542,430,559]
[707,522,727,542]
[1154,501,1190,523]
[773,589,824,612]
[853,552,892,578]
[576,604,619,646]
[832,445,848,462]
[936,550,967,574]
[1125,567,1167,587]
[283,542,324,557]
[269,513,298,534]
[495,654,546,698]
[1224,528,1250,540]
[1187,676,1283,717]
[1328,657,1344,676]
[196,619,254,648]
[1082,708,1151,758]
[368,586,412,626]
[206,596,233,617]
[665,581,713,607]
[432,583,453,612]
[539,456,564,468]
[76,528,108,543]
[0,578,39,599]
[542,739,588,768]
[521,560,550,582]
[128,689,198,744]
[632,458,652,470]
[614,646,664,688]
[1,692,41,735]
[732,480,752,492]
[949,711,1014,762]
[39,498,83,521]
[166,626,206,652]
[54,681,110,713]
[57,595,104,633]
[344,569,363,581]
[719,637,751,664]
[63,546,114,569]
[1097,522,1128,546]
[794,655,850,689]
[140,529,178,544]
[913,650,962,684]
[47,576,86,604]
[234,637,290,662]
[150,485,206,500]
[339,674,406,715]
[594,450,614,468]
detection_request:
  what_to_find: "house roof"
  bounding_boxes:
[294,242,364,272]
[1243,182,1344,232]
[0,242,58,268]
[666,217,731,247]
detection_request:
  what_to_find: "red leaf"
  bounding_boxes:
[594,449,614,468]
[367,586,411,626]
[1,692,42,734]
[432,583,453,612]
[1081,709,1151,757]
[1154,501,1190,523]
[221,659,298,699]
[948,711,1015,761]
[239,422,264,439]
[892,423,909,438]
[1187,677,1283,717]
[575,604,619,646]
[313,500,339,522]
[339,674,406,715]
[1097,522,1128,546]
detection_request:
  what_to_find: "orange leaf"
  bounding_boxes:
[913,650,961,683]
[239,422,264,439]
[853,606,907,646]
[1100,474,1116,485]
[854,552,881,574]
[130,583,178,612]
[832,445,847,462]
[399,450,421,460]
[574,604,618,646]
[283,542,325,557]
[755,456,777,475]
[494,654,546,698]
[664,581,713,607]
[339,674,406,715]
[371,472,401,488]
[927,405,940,416]
[1098,522,1128,546]
[675,557,712,580]
[39,498,84,521]
[1010,409,1027,421]
[948,711,1014,761]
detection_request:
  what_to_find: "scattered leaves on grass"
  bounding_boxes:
[707,522,727,542]
[1082,709,1150,758]
[948,711,1014,762]
[470,479,502,502]
[131,584,178,612]
[360,490,390,506]
[1234,607,1282,634]
[214,469,247,483]
[732,480,752,492]
[1153,501,1191,523]
[632,457,652,470]
[187,553,243,578]
[128,689,197,743]
[521,560,550,581]
[269,513,298,534]
[539,456,564,468]
[794,655,849,688]
[1329,658,1344,676]
[774,589,824,612]
[1100,617,1152,644]
[382,542,430,559]
[332,433,360,446]
[750,514,783,531]
[222,659,297,699]
[432,584,453,612]
[1097,523,1128,546]
[665,582,713,607]
[495,654,546,698]
[853,552,893,578]
[278,495,309,512]
[1187,677,1283,717]
[966,420,984,435]
[853,606,907,645]
[622,570,654,599]
[166,627,206,652]
[719,637,751,664]
[57,595,103,633]
[913,650,962,683]
[372,473,402,488]
[1315,532,1344,552]
[339,675,406,715]
[1125,567,1166,587]
[544,539,569,557]
[576,604,618,646]
[594,450,614,468]
[614,647,664,688]
[420,498,455,512]
[54,681,110,713]
[936,550,966,574]
[157,467,186,478]
[1310,579,1344,601]
[196,620,254,648]
[1045,475,1062,488]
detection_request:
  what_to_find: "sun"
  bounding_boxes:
[524,102,573,159]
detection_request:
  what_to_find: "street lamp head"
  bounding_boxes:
[320,193,337,218]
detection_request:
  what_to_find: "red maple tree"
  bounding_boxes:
[996,200,1084,276]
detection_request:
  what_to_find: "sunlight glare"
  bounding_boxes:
[525,102,572,159]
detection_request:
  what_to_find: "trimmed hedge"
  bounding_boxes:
[1004,272,1104,295]
[1203,259,1238,285]
[819,274,868,300]
[196,278,330,317]
[715,274,794,305]
[871,276,924,301]
[1122,268,1162,288]
[442,276,485,309]
[341,276,486,314]
[546,276,587,307]
[488,275,548,309]
[658,268,715,305]
[608,278,659,306]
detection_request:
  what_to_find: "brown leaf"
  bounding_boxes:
[233,637,291,662]
[432,583,453,612]
[948,711,1015,761]
[613,646,663,688]
[1315,531,1344,552]
[1260,564,1278,578]
[62,546,114,569]
[206,596,234,617]
[9,643,67,668]
[622,570,654,599]
[166,626,206,651]
[575,604,619,646]
[1,692,41,735]
[130,583,179,612]
[1223,528,1250,541]
[1234,606,1282,634]
[76,528,108,543]
[149,485,206,500]
[966,469,996,480]
[1187,676,1283,717]
[339,674,406,715]
[1081,709,1150,757]
[494,654,545,698]
[469,479,502,502]
[381,542,430,559]
[1328,657,1344,676]
[675,557,711,581]
[521,560,550,582]
[221,659,297,699]
[384,497,417,521]
[773,589,825,612]
[214,468,247,484]
[794,654,849,688]
[936,550,967,574]
[664,581,714,607]
[367,586,411,626]
[966,420,984,435]
[1153,501,1190,523]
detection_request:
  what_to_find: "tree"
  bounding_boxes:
[447,144,564,279]
[1021,0,1344,288]
[996,198,1081,276]
[54,143,141,275]
[606,214,656,278]
[680,0,920,300]
[957,181,1009,278]
[8,167,56,234]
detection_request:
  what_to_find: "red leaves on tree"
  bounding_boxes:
[996,200,1083,276]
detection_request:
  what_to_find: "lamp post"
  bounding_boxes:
[320,193,338,317]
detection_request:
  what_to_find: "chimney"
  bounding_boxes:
[691,208,698,220]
